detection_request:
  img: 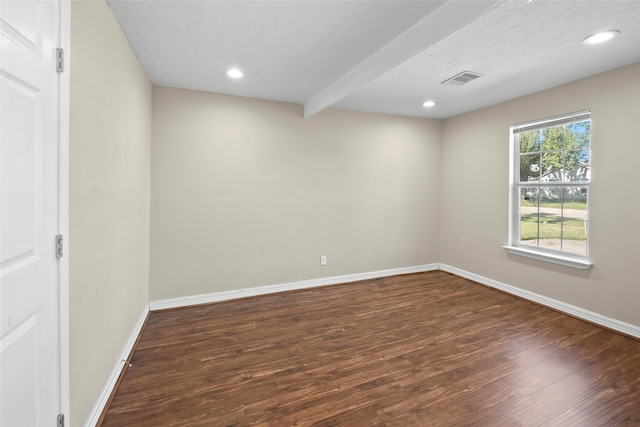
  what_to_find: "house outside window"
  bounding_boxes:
[506,111,592,269]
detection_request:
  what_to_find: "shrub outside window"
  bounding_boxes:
[509,111,591,262]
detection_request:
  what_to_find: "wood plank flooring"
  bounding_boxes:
[99,271,640,426]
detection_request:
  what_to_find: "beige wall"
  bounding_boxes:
[440,63,640,327]
[150,86,441,300]
[69,1,151,425]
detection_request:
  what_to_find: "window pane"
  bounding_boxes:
[519,188,538,247]
[519,129,541,153]
[541,152,562,181]
[576,148,590,164]
[538,189,562,251]
[520,153,540,182]
[561,187,588,256]
[566,120,590,150]
[540,126,565,152]
[565,149,590,182]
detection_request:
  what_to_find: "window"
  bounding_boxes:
[506,111,592,269]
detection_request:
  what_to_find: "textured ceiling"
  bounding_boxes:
[107,0,640,119]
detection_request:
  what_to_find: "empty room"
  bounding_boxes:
[1,0,639,426]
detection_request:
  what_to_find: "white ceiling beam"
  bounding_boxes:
[303,0,503,119]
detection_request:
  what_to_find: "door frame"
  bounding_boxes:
[58,0,70,421]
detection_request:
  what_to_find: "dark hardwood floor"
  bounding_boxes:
[99,271,640,426]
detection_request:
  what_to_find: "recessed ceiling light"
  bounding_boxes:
[583,30,620,45]
[226,68,244,79]
[422,100,436,108]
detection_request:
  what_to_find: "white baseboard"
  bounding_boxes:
[149,263,440,311]
[82,305,150,427]
[440,264,640,339]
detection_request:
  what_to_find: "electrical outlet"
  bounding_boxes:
[320,255,327,266]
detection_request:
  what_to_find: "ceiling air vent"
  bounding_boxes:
[441,71,482,86]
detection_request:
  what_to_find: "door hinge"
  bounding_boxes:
[56,48,64,72]
[57,413,64,427]
[55,234,63,259]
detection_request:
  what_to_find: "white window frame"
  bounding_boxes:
[504,111,593,269]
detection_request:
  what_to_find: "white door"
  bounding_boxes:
[1,1,62,425]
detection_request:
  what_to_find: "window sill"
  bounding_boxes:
[503,245,593,270]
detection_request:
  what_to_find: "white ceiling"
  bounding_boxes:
[107,0,640,119]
